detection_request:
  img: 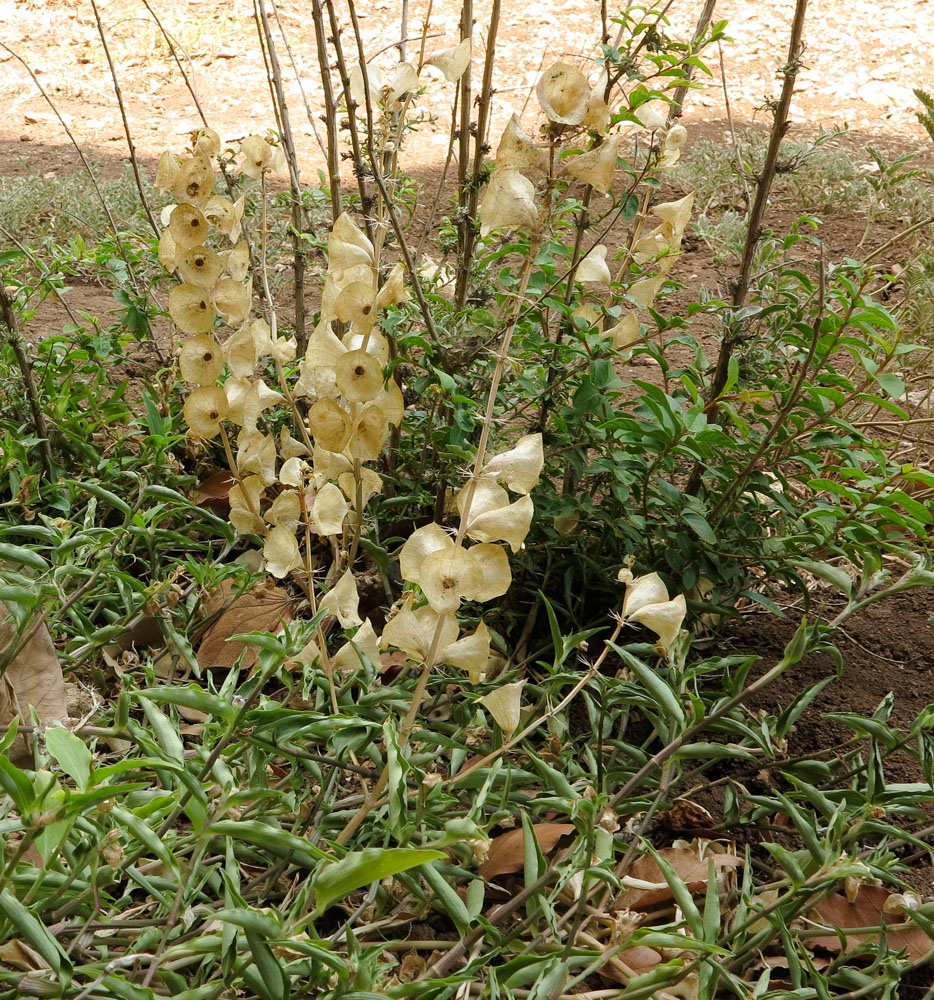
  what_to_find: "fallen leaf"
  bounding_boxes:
[398,950,426,983]
[195,470,236,510]
[0,601,67,766]
[599,945,662,985]
[196,578,294,671]
[805,885,934,962]
[0,938,50,971]
[479,822,576,880]
[658,799,715,832]
[615,847,743,909]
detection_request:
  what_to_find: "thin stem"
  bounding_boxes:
[255,0,308,351]
[0,280,55,482]
[310,0,344,223]
[88,0,159,238]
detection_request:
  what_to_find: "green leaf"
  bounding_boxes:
[209,819,329,869]
[681,510,716,545]
[0,887,71,978]
[0,542,49,572]
[44,727,92,791]
[311,847,445,918]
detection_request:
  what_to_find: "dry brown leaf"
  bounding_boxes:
[195,470,236,510]
[599,945,663,985]
[658,799,715,832]
[0,938,50,971]
[196,578,294,671]
[479,822,576,880]
[615,847,743,909]
[398,950,426,983]
[0,601,67,766]
[806,885,934,962]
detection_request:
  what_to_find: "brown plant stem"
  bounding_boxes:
[269,0,329,162]
[255,0,308,351]
[0,282,53,483]
[666,0,718,121]
[454,0,502,308]
[310,0,344,223]
[688,0,809,498]
[324,0,376,240]
[89,0,159,238]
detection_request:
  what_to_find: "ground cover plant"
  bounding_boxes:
[1,1,934,998]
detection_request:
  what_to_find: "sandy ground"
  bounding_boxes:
[1,0,933,185]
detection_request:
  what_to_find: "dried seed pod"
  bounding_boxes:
[177,245,222,288]
[332,619,380,673]
[320,568,363,627]
[651,192,694,240]
[576,244,611,285]
[537,62,591,125]
[465,494,534,552]
[372,377,405,426]
[179,334,224,384]
[634,101,667,129]
[183,385,228,439]
[335,349,383,403]
[479,168,538,238]
[213,277,252,325]
[426,38,471,82]
[335,281,377,331]
[467,543,512,601]
[265,490,302,529]
[312,482,349,536]
[443,620,491,682]
[240,135,273,178]
[173,153,214,205]
[158,228,178,271]
[342,328,390,365]
[607,313,641,350]
[168,204,210,250]
[495,114,546,174]
[169,283,215,335]
[205,196,245,243]
[193,126,221,157]
[381,594,459,661]
[349,62,382,105]
[348,403,390,461]
[565,135,619,195]
[479,680,525,737]
[627,275,663,310]
[375,264,410,309]
[308,398,352,453]
[400,523,453,586]
[155,151,180,193]
[386,61,420,103]
[338,467,382,508]
[419,544,484,612]
[237,430,278,485]
[264,524,302,578]
[481,434,544,495]
[628,594,687,652]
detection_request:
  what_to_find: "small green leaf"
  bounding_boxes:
[311,847,445,918]
[0,887,71,977]
[45,727,92,791]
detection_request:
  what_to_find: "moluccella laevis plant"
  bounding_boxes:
[479,61,695,350]
[152,127,542,695]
